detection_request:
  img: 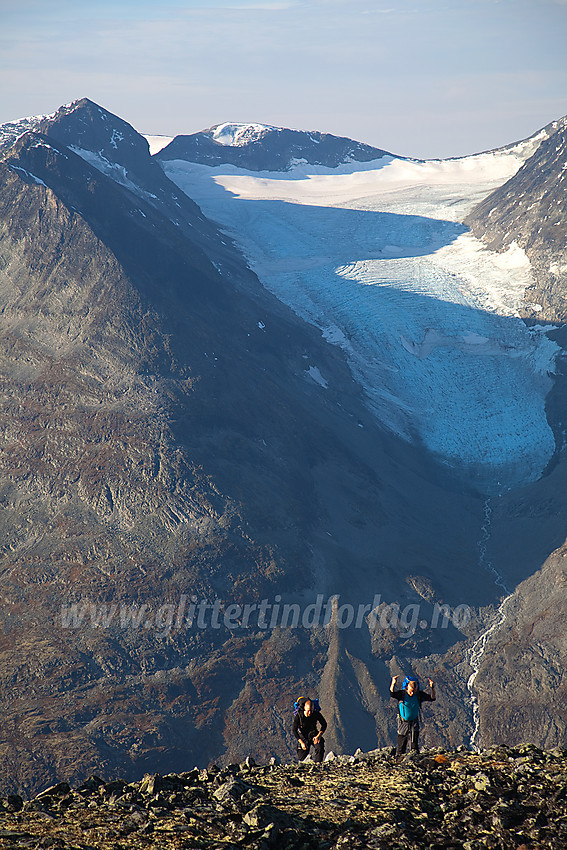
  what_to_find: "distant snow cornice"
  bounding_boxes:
[207,122,281,147]
[0,99,86,151]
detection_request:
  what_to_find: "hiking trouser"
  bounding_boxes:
[297,734,325,763]
[396,719,419,755]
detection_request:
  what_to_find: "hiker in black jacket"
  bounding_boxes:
[390,674,436,756]
[293,698,327,762]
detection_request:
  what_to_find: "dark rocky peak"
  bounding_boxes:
[0,99,150,186]
[5,100,200,223]
[155,122,397,171]
[1,99,248,280]
[34,97,152,178]
[33,98,187,211]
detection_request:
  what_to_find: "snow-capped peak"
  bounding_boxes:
[0,106,66,151]
[207,123,281,147]
[0,99,108,152]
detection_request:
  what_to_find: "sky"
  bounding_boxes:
[0,0,566,159]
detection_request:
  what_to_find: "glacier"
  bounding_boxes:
[161,148,560,493]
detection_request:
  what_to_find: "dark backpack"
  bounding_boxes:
[293,696,321,715]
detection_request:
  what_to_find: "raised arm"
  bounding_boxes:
[390,675,399,694]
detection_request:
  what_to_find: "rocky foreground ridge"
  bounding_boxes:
[0,744,566,849]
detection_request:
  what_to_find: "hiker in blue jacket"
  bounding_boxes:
[390,674,435,756]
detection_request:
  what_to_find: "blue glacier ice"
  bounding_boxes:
[161,154,560,493]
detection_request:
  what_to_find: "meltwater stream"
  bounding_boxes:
[467,592,515,749]
[163,151,560,493]
[466,498,512,749]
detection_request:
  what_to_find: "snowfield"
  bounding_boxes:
[144,135,174,155]
[162,148,559,493]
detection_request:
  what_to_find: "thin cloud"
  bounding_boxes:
[1,0,566,158]
[173,1,297,7]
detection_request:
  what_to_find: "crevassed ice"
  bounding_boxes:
[162,153,560,493]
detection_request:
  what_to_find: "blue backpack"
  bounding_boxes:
[293,696,321,715]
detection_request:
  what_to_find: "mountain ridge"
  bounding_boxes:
[153,113,567,172]
[3,98,565,172]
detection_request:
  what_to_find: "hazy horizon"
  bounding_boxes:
[1,0,566,160]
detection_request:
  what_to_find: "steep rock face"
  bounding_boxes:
[463,116,567,749]
[28,99,251,281]
[0,102,497,796]
[0,130,295,792]
[472,540,567,750]
[155,123,395,171]
[464,117,567,322]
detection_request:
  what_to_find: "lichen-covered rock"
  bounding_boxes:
[1,746,566,848]
[212,777,251,804]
